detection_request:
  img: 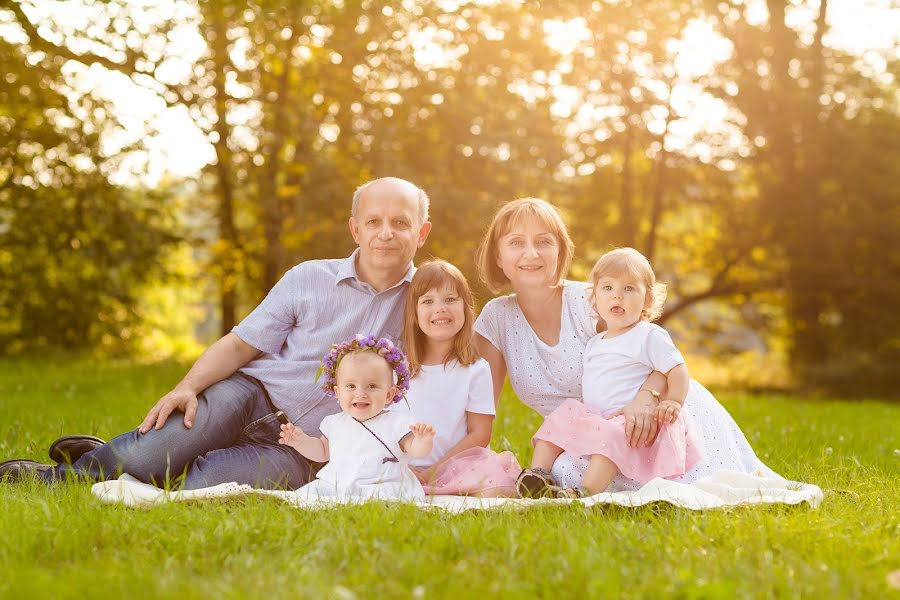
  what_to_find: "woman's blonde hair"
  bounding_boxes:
[402,259,479,377]
[476,198,575,293]
[588,247,667,321]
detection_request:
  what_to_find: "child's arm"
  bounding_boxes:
[421,412,493,477]
[475,334,507,407]
[400,422,435,459]
[278,422,329,462]
[656,364,689,424]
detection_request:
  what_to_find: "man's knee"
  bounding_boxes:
[199,376,258,416]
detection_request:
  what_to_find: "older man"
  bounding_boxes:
[0,177,432,489]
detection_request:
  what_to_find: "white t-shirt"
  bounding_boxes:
[392,359,495,467]
[474,281,598,416]
[582,320,685,415]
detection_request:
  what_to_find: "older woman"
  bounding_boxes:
[473,198,778,491]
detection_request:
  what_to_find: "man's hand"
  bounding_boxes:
[138,387,198,434]
[135,333,262,435]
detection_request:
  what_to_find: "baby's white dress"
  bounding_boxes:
[297,411,425,501]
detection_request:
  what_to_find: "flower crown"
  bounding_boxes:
[316,335,411,404]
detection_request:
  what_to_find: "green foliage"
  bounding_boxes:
[0,358,898,598]
[707,0,900,394]
[0,36,179,353]
[2,1,898,393]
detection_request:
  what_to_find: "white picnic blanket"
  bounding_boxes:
[91,471,824,512]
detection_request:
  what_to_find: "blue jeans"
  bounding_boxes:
[44,375,312,490]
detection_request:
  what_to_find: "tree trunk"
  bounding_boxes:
[619,125,636,246]
[767,0,830,374]
[208,12,238,335]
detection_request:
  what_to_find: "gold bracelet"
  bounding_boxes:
[639,388,661,400]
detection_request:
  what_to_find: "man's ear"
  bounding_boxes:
[416,221,433,247]
[348,216,361,244]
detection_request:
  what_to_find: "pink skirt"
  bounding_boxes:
[421,447,521,497]
[533,399,704,483]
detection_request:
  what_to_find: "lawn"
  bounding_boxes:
[0,358,897,599]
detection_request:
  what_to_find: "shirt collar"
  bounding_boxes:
[335,248,416,291]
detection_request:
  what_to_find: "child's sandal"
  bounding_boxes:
[556,486,590,499]
[515,467,557,498]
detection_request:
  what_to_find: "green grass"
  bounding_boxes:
[1,357,898,599]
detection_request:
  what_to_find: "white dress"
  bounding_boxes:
[475,282,782,491]
[297,411,425,501]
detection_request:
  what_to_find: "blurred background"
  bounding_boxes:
[1,0,897,396]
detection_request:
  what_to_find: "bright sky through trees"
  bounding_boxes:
[3,0,897,185]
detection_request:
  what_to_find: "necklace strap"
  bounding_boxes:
[354,415,400,464]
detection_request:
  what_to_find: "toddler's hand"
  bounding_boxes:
[279,422,303,447]
[655,400,681,424]
[409,422,436,441]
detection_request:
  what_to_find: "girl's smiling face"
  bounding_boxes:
[495,216,561,290]
[416,285,465,345]
[592,274,649,335]
[333,352,397,420]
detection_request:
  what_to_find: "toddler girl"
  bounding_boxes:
[279,335,435,500]
[518,248,704,498]
[395,260,520,497]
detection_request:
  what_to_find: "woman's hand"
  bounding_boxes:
[610,391,660,448]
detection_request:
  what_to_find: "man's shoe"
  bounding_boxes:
[0,459,52,483]
[48,435,105,464]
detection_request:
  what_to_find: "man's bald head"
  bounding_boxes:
[351,177,430,226]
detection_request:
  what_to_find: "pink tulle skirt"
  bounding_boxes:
[533,399,704,483]
[421,447,521,497]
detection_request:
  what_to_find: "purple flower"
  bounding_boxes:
[317,335,411,404]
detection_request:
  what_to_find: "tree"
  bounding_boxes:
[708,0,900,392]
[0,30,177,351]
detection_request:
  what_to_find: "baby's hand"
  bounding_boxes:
[409,422,436,441]
[279,422,303,447]
[655,400,681,424]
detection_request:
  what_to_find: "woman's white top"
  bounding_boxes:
[393,359,495,467]
[473,282,784,493]
[474,281,598,416]
[583,321,685,415]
